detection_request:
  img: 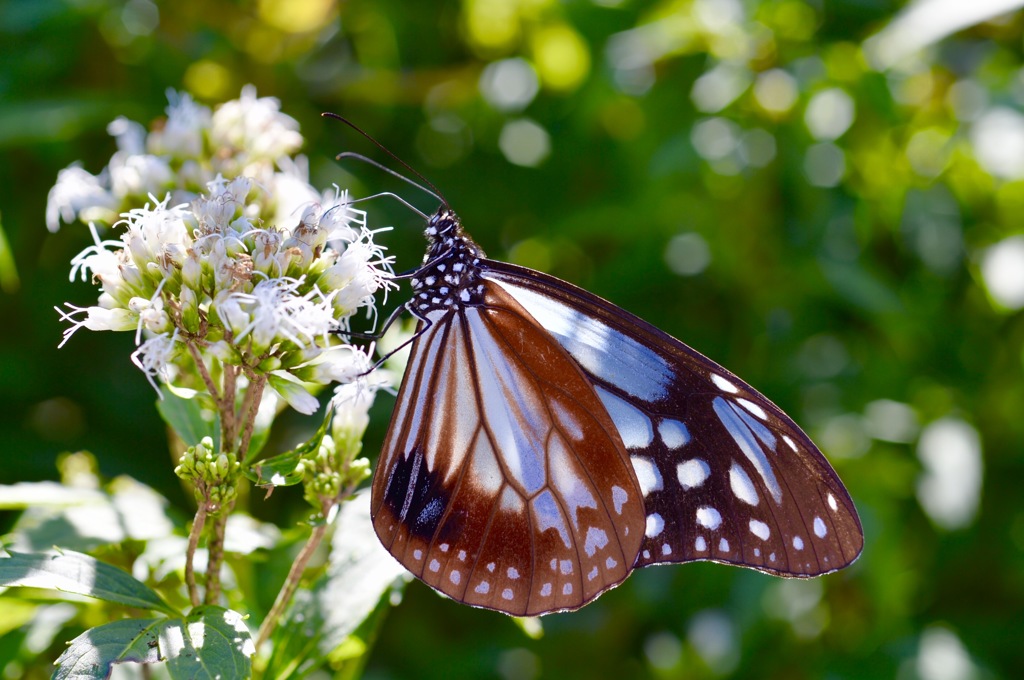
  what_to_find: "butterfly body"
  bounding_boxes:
[371,208,863,616]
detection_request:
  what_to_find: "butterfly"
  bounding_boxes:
[366,204,864,617]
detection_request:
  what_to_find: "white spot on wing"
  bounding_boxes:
[696,506,722,530]
[450,570,461,585]
[488,562,496,572]
[662,543,672,555]
[508,567,520,580]
[828,492,838,511]
[645,513,664,538]
[588,566,598,581]
[429,559,440,573]
[502,588,514,600]
[783,435,798,452]
[606,556,617,569]
[719,537,730,552]
[475,581,490,594]
[711,373,739,393]
[749,519,770,540]
[793,536,804,550]
[595,386,654,448]
[729,463,759,506]
[695,536,707,551]
[677,458,710,489]
[630,456,663,496]
[611,485,628,514]
[814,516,827,538]
[585,526,609,557]
[458,550,467,561]
[563,583,573,595]
[714,397,782,503]
[737,398,768,420]
[560,559,573,575]
[541,583,552,596]
[413,549,422,560]
[658,419,690,449]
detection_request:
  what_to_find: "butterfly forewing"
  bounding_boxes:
[371,281,646,616]
[482,261,864,577]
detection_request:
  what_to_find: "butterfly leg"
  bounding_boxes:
[356,303,436,376]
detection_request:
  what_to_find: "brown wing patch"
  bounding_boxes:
[371,283,645,616]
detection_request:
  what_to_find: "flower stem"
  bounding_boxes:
[254,517,329,652]
[185,503,208,608]
[238,375,266,462]
[221,364,239,448]
[204,503,232,605]
[186,340,221,403]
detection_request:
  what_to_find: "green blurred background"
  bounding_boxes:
[3,0,1024,678]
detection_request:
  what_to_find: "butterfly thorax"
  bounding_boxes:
[410,209,487,316]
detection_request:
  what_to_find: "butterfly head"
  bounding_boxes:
[424,208,462,242]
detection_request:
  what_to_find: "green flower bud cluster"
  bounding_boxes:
[300,434,372,511]
[175,436,241,514]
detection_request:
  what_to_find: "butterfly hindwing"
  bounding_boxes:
[482,260,864,577]
[371,281,646,616]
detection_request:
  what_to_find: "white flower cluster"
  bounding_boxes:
[47,85,310,234]
[53,87,396,415]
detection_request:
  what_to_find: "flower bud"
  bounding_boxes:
[182,251,202,290]
[179,286,201,333]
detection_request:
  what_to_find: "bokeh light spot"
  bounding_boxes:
[971,107,1024,179]
[804,142,845,187]
[184,61,234,101]
[480,58,540,112]
[531,24,590,92]
[691,62,751,113]
[981,235,1024,310]
[754,68,798,115]
[805,88,855,140]
[499,119,550,167]
[665,233,711,276]
[258,0,335,33]
[916,626,978,680]
[917,418,982,530]
[464,0,521,54]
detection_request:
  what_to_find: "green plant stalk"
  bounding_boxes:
[184,503,208,608]
[204,501,233,605]
[254,519,329,653]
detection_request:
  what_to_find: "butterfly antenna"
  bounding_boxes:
[336,152,442,204]
[322,112,448,211]
[348,191,429,220]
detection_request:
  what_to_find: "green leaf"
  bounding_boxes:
[246,404,333,486]
[4,477,176,553]
[0,481,106,509]
[53,618,163,680]
[156,385,220,449]
[263,491,406,679]
[52,607,253,680]
[0,550,176,615]
[160,606,254,680]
